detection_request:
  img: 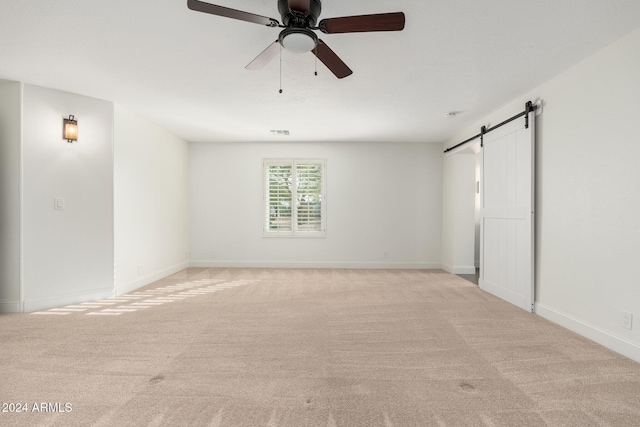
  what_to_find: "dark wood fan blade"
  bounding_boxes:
[246,41,280,70]
[187,0,279,27]
[312,40,353,79]
[287,0,310,14]
[319,12,405,34]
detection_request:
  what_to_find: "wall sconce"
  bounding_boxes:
[63,115,78,143]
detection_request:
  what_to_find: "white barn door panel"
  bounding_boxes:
[480,113,535,312]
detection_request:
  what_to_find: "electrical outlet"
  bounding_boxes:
[54,198,65,210]
[383,251,389,259]
[621,311,633,330]
[137,265,144,277]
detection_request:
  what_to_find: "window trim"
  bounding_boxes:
[263,158,326,238]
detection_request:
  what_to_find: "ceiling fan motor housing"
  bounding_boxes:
[278,0,322,27]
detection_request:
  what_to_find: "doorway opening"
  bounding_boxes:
[453,141,481,285]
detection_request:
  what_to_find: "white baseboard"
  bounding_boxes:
[0,301,21,313]
[189,260,442,270]
[454,265,477,274]
[17,262,190,312]
[115,261,189,296]
[23,287,114,313]
[536,303,640,363]
[442,263,476,274]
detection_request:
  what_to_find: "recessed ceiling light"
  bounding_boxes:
[270,130,290,136]
[444,112,457,118]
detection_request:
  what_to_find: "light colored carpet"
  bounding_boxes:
[1,268,639,426]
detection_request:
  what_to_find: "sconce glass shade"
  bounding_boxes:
[63,115,78,143]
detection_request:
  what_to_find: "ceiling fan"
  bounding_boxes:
[187,0,405,79]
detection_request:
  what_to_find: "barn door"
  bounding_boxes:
[480,112,535,312]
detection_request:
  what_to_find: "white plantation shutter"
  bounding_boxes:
[296,163,323,232]
[264,159,325,237]
[265,163,293,232]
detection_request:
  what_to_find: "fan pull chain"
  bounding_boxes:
[279,44,283,94]
[314,46,318,76]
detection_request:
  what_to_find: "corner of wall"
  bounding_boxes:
[0,80,23,312]
[115,261,189,296]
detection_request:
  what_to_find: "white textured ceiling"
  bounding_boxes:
[1,0,640,143]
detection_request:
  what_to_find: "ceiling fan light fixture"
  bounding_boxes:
[279,28,318,53]
[188,0,406,78]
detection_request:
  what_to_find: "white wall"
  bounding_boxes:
[474,153,481,268]
[443,27,640,362]
[190,141,442,268]
[441,152,476,274]
[0,81,22,313]
[21,84,114,311]
[114,105,189,294]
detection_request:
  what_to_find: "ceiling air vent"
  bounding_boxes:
[270,130,290,136]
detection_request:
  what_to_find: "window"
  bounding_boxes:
[264,159,326,237]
